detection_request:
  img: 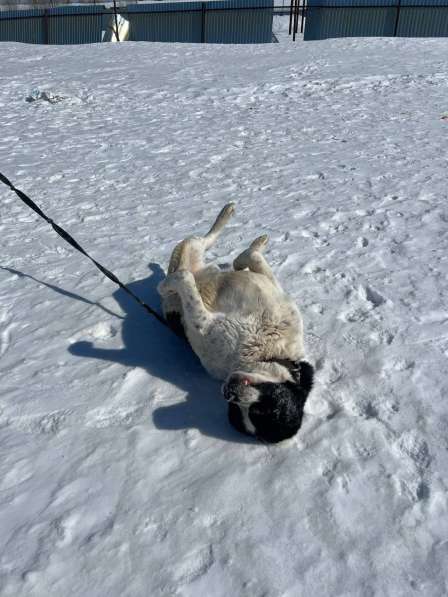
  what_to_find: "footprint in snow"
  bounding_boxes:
[357,236,369,248]
[69,321,117,343]
[394,430,431,473]
[338,285,388,323]
[173,544,214,585]
[0,321,14,358]
[390,430,432,502]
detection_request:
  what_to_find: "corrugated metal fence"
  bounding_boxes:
[126,2,204,42]
[0,0,273,44]
[0,5,106,44]
[303,0,448,39]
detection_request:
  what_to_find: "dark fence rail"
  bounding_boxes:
[0,0,274,44]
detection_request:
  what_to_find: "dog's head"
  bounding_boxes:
[222,361,314,443]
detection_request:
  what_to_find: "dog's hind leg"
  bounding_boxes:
[203,202,235,249]
[167,202,235,274]
[233,235,282,289]
[162,203,235,331]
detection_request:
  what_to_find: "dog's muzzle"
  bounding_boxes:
[222,375,251,403]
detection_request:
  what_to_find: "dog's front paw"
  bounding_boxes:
[157,270,194,296]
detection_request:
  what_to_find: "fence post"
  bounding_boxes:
[113,0,120,42]
[393,0,401,36]
[300,0,306,33]
[289,0,294,34]
[43,9,49,44]
[201,2,206,42]
[293,0,300,40]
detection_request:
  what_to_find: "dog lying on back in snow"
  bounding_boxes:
[157,203,314,443]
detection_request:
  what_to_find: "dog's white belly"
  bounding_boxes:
[166,269,305,380]
[185,316,241,380]
[195,270,282,317]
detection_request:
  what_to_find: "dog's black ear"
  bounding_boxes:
[291,361,314,393]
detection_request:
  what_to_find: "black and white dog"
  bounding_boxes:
[158,204,314,443]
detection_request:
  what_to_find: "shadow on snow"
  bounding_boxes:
[55,262,252,444]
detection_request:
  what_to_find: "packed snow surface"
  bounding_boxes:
[1,35,448,597]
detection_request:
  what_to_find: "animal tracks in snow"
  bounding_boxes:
[357,236,369,248]
[1,408,74,436]
[392,431,432,503]
[363,285,387,308]
[338,284,389,323]
[394,431,431,473]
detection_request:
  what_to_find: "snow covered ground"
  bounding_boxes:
[1,34,448,597]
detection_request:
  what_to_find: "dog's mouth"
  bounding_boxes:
[222,381,241,403]
[222,375,257,404]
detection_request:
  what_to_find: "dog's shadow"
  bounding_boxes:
[68,263,252,443]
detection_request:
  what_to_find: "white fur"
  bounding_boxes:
[157,204,306,386]
[240,405,257,435]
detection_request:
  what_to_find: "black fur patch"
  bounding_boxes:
[295,360,314,393]
[248,383,305,443]
[166,312,187,341]
[228,403,250,436]
[227,362,315,443]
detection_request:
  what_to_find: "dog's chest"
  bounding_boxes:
[186,317,240,380]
